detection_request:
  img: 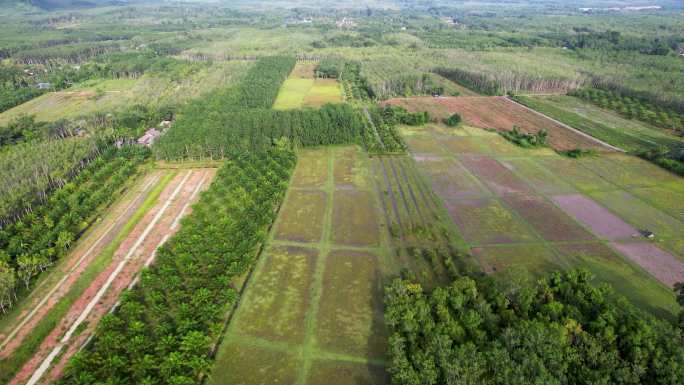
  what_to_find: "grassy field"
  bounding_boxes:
[400,122,683,319]
[514,95,684,153]
[0,61,250,125]
[210,146,394,385]
[273,62,343,110]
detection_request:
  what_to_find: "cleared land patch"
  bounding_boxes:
[231,246,317,344]
[214,146,391,385]
[385,96,609,151]
[273,63,343,110]
[274,191,327,243]
[316,250,386,359]
[332,190,380,247]
[403,122,682,317]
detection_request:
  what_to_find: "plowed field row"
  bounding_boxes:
[3,169,215,385]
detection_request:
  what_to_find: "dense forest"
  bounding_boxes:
[385,269,684,385]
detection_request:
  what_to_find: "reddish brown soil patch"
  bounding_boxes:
[551,194,638,241]
[459,155,534,196]
[385,96,604,151]
[611,242,684,287]
[413,156,490,201]
[9,169,215,385]
[502,194,595,242]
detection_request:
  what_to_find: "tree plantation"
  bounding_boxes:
[0,1,683,385]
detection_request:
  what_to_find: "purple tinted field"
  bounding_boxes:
[552,194,638,240]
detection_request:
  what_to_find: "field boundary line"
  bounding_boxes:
[25,171,193,385]
[294,148,335,385]
[504,96,625,152]
[0,172,159,352]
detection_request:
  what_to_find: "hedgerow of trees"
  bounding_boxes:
[385,269,684,385]
[363,106,408,154]
[0,147,148,314]
[57,148,296,384]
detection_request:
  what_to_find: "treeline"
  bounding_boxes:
[58,149,296,384]
[0,147,148,314]
[340,61,374,101]
[385,269,684,385]
[154,56,376,159]
[434,67,583,95]
[0,137,101,225]
[372,73,452,100]
[12,41,124,66]
[154,103,365,159]
[362,106,407,154]
[570,88,684,134]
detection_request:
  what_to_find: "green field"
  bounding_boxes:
[400,121,682,319]
[0,61,250,125]
[514,95,684,153]
[209,146,393,385]
[273,62,343,110]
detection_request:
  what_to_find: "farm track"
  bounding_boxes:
[504,97,625,152]
[8,169,214,385]
[0,171,161,357]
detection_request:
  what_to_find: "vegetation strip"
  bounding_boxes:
[25,171,192,385]
[0,170,174,385]
[0,172,159,352]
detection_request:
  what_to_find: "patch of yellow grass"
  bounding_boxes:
[272,79,315,110]
[302,79,343,108]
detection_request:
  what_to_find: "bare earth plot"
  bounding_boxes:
[210,146,392,385]
[384,96,609,151]
[401,122,683,318]
[5,168,215,385]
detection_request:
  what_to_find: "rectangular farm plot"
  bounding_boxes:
[611,242,684,288]
[404,134,446,155]
[292,149,329,188]
[554,242,679,318]
[459,155,534,196]
[502,158,577,195]
[537,157,618,193]
[446,198,539,245]
[430,96,604,151]
[552,194,638,240]
[578,155,660,189]
[440,136,487,155]
[315,250,386,360]
[332,190,380,247]
[303,78,343,108]
[275,190,326,243]
[273,78,315,110]
[209,343,300,385]
[630,186,684,223]
[307,360,388,385]
[502,194,595,242]
[471,244,562,276]
[334,147,367,188]
[413,156,490,200]
[589,190,684,241]
[231,246,317,344]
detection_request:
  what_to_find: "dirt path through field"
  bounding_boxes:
[0,171,160,356]
[7,169,214,385]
